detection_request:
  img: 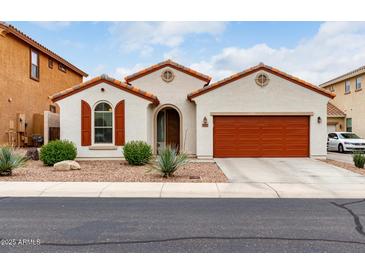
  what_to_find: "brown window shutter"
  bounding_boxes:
[81,100,91,146]
[115,100,125,146]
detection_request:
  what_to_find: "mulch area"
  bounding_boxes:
[320,159,365,176]
[0,160,228,183]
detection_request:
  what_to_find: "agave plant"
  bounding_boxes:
[0,147,28,176]
[148,146,189,178]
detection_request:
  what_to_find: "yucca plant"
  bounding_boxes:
[0,147,28,176]
[148,146,189,178]
[353,152,365,168]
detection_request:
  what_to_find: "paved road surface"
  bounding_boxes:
[0,197,365,252]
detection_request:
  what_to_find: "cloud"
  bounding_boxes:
[190,22,365,84]
[109,22,227,56]
[31,21,71,31]
[113,64,147,80]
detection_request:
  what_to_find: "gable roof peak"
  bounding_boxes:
[124,59,211,84]
[50,75,159,105]
[188,63,335,100]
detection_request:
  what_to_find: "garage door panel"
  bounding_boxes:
[213,116,309,157]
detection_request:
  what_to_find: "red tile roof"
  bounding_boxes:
[125,59,211,83]
[0,21,88,77]
[320,65,365,87]
[187,63,336,100]
[327,102,346,117]
[50,74,159,105]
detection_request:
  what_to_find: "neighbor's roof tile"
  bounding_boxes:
[327,102,346,117]
[0,21,88,77]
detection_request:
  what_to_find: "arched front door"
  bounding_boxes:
[156,107,180,153]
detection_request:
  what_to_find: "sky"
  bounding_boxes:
[10,21,365,85]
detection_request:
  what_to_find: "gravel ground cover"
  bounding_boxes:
[321,159,365,176]
[0,160,228,183]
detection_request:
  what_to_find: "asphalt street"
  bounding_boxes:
[0,197,365,252]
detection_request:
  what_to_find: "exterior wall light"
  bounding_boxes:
[317,116,322,124]
[202,117,208,127]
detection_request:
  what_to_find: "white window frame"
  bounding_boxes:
[345,80,351,94]
[356,77,362,90]
[92,101,114,146]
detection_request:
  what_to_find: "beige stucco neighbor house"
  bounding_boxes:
[327,102,346,133]
[50,60,335,159]
[320,65,365,136]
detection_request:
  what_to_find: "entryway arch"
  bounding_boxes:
[154,104,182,154]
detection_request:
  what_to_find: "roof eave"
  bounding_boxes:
[124,60,211,84]
[188,65,336,100]
[1,22,88,77]
[50,77,159,105]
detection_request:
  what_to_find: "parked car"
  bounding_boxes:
[327,132,365,153]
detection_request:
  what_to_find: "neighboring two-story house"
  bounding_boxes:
[0,22,88,146]
[320,66,365,136]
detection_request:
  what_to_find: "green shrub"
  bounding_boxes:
[0,147,28,176]
[40,140,77,166]
[148,146,189,177]
[123,141,152,165]
[353,152,365,168]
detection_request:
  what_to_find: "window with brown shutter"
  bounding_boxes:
[114,100,125,146]
[81,100,91,146]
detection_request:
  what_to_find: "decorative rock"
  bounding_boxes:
[54,160,81,171]
[26,148,39,160]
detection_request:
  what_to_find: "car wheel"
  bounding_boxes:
[338,144,344,153]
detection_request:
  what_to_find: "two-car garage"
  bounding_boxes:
[188,64,335,159]
[213,116,310,157]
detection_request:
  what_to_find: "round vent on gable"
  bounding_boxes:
[161,69,174,82]
[255,72,270,87]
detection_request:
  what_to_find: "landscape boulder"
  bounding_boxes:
[53,160,81,171]
[26,148,39,160]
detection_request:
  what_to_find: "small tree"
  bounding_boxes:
[0,147,28,176]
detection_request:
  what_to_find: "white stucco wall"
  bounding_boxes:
[129,67,207,155]
[193,70,329,159]
[57,82,151,158]
[43,111,59,144]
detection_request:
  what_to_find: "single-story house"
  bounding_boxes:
[50,60,335,159]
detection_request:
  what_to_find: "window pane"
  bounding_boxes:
[346,118,352,132]
[356,77,362,89]
[31,64,38,79]
[31,51,38,66]
[95,103,112,111]
[94,112,112,127]
[95,128,112,143]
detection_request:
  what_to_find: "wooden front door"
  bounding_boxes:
[156,108,180,153]
[166,109,180,150]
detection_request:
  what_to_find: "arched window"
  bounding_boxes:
[94,102,113,144]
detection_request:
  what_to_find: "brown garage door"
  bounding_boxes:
[213,116,309,157]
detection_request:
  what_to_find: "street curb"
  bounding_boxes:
[1,181,365,199]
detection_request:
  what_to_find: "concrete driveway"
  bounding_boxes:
[215,158,365,184]
[327,151,353,164]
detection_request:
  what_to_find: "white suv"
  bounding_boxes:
[327,132,365,153]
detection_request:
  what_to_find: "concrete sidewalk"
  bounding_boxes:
[1,181,365,198]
